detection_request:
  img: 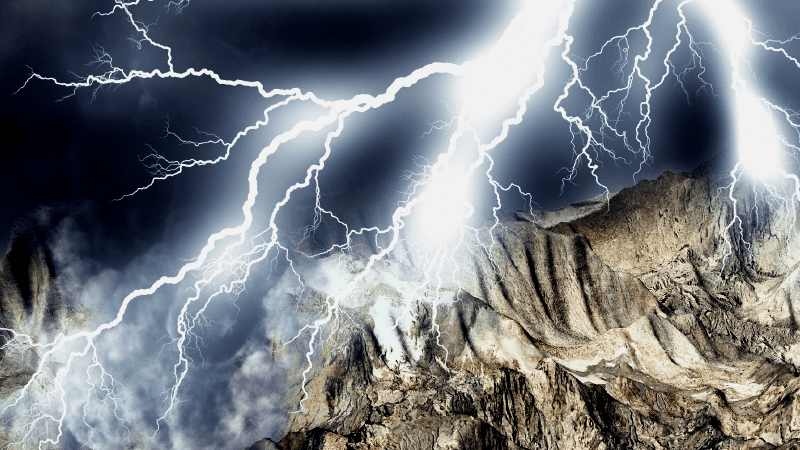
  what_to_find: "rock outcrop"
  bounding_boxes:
[0,226,82,399]
[4,161,800,449]
[268,161,800,449]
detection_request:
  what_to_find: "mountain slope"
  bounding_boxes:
[272,163,800,449]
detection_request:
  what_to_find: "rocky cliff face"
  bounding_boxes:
[263,163,800,450]
[0,227,84,400]
[5,164,800,449]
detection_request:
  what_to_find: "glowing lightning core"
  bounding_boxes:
[414,166,473,241]
[461,0,570,120]
[735,94,782,180]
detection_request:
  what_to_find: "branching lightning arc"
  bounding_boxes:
[4,0,800,447]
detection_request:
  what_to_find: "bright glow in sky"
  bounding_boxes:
[415,167,473,241]
[703,0,782,179]
[5,0,800,447]
[460,0,571,120]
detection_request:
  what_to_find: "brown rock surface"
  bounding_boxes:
[268,162,800,449]
[0,228,83,398]
[5,163,800,449]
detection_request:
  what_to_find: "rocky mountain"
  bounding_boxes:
[261,161,800,449]
[5,161,800,449]
[0,224,85,401]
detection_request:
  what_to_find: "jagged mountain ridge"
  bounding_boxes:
[0,227,82,401]
[266,163,800,450]
[4,163,800,449]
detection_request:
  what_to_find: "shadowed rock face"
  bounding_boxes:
[0,230,78,398]
[266,162,800,450]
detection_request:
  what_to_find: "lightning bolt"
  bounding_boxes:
[6,0,800,447]
[553,0,800,282]
[697,0,800,278]
[554,0,718,196]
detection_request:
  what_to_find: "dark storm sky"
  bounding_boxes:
[0,0,739,259]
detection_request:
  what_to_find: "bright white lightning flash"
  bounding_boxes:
[705,0,782,180]
[735,94,782,179]
[414,166,473,242]
[5,0,575,447]
[7,0,800,447]
[700,0,800,273]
